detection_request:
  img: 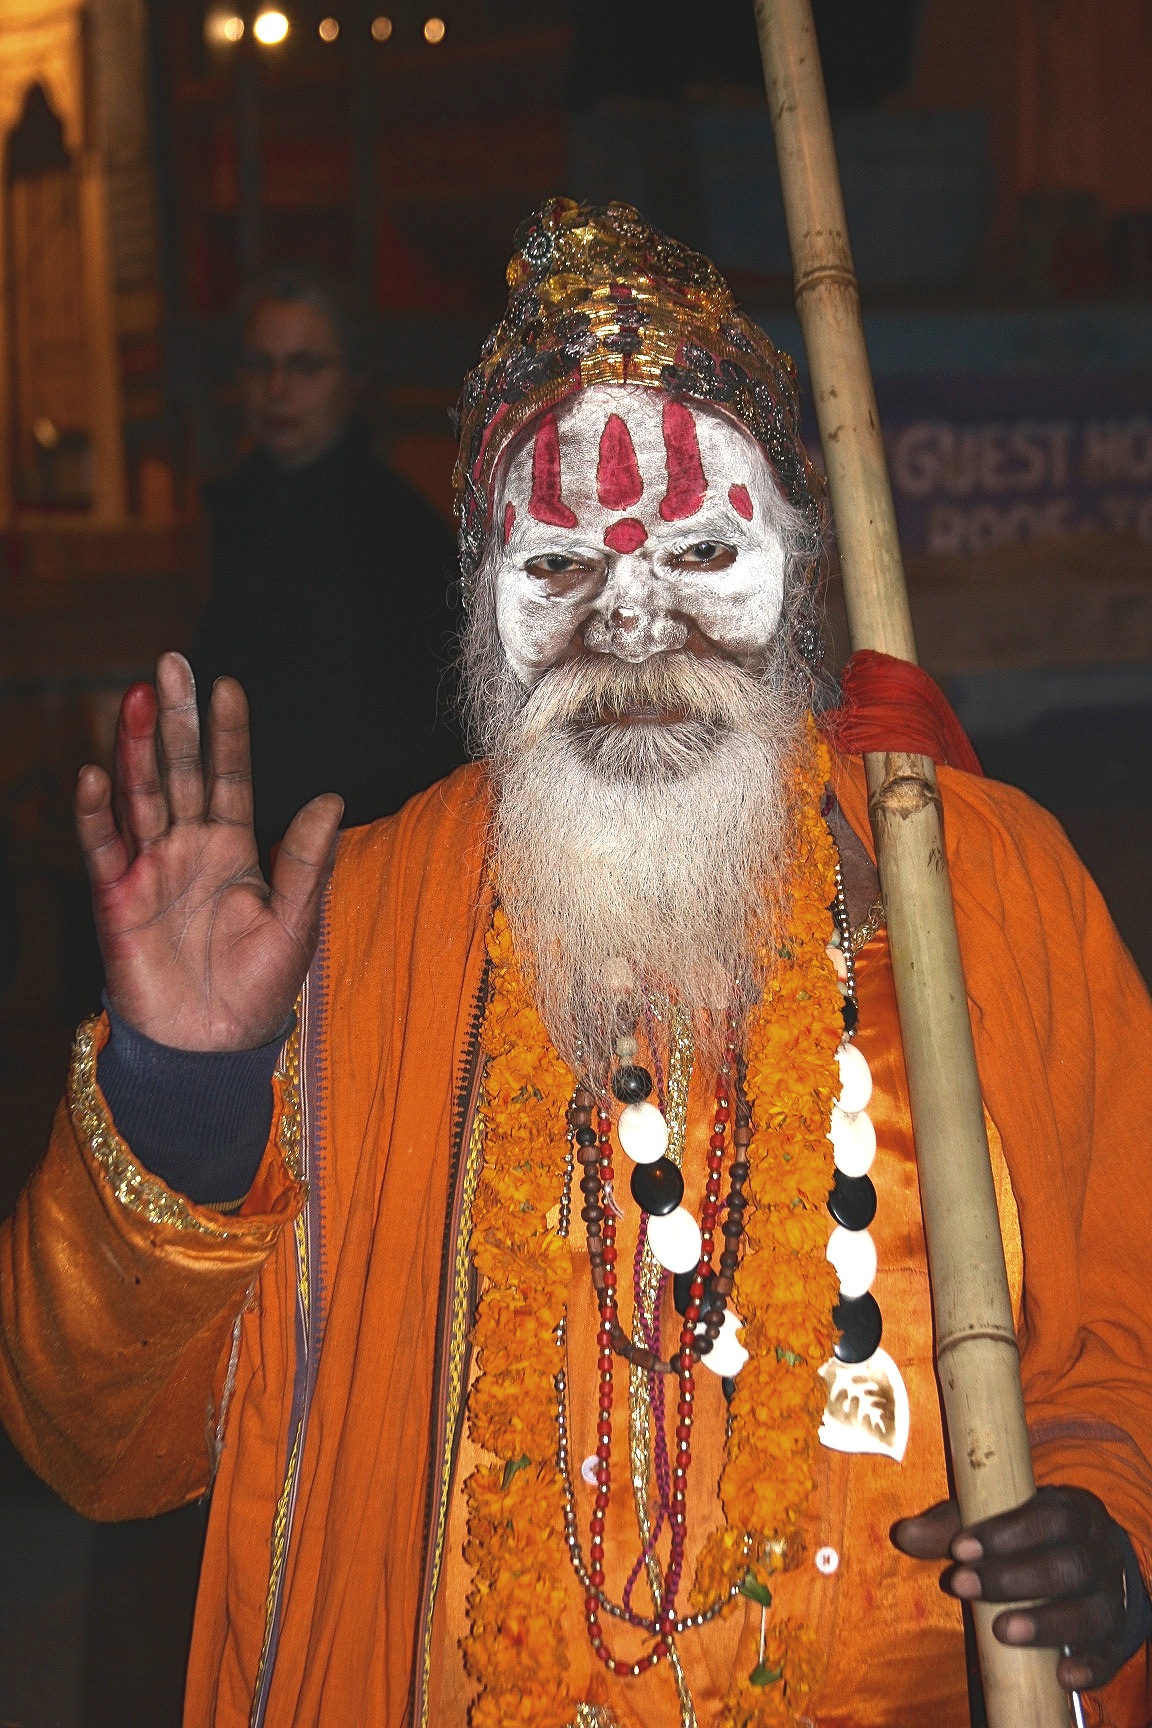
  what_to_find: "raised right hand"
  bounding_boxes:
[75,651,343,1051]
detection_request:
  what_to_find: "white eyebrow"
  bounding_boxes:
[510,525,606,562]
[653,508,772,550]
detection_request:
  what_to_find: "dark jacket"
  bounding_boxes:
[194,422,463,856]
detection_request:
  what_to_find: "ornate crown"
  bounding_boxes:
[452,197,822,590]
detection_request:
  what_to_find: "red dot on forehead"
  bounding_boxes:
[728,483,754,520]
[604,518,647,553]
[503,502,516,544]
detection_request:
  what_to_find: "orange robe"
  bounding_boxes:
[0,756,1150,1727]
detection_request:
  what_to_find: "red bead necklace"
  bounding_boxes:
[575,1023,742,1673]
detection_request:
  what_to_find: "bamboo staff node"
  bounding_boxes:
[751,2,1071,1724]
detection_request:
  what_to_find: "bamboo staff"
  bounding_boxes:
[751,3,1070,1724]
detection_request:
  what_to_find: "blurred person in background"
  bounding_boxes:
[193,265,461,861]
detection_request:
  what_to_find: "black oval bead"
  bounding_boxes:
[673,1268,720,1317]
[574,1125,598,1147]
[629,1156,684,1217]
[841,995,859,1034]
[612,1064,653,1103]
[832,1291,883,1364]
[827,1170,877,1232]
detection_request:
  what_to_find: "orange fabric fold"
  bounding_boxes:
[0,1016,305,1521]
[825,649,984,774]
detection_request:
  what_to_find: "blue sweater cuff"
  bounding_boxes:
[1120,1530,1152,1664]
[96,1000,290,1208]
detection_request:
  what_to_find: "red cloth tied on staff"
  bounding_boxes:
[826,648,984,775]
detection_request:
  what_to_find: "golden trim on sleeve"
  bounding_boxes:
[68,1015,302,1237]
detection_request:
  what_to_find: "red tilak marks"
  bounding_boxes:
[596,413,643,510]
[659,401,708,521]
[503,502,516,545]
[528,411,578,528]
[728,483,754,520]
[604,518,648,553]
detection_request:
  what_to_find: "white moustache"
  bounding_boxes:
[515,651,772,747]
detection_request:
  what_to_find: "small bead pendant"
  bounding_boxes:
[647,1206,702,1273]
[618,1100,669,1164]
[629,1156,684,1217]
[612,1064,653,1104]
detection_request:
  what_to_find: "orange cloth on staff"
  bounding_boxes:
[0,757,1150,1727]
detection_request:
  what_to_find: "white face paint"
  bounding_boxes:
[490,385,789,687]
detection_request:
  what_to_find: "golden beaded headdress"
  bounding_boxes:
[452,197,823,592]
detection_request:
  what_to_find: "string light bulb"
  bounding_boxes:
[318,16,339,41]
[204,9,245,44]
[252,9,290,44]
[370,15,393,40]
[423,16,446,42]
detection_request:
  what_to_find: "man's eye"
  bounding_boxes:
[527,554,585,576]
[675,541,736,567]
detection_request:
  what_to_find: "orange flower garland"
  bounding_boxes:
[695,726,843,1726]
[461,905,579,1728]
[463,724,843,1727]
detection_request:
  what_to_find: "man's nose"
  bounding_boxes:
[583,563,689,661]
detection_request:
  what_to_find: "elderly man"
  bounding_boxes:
[1,203,1150,1728]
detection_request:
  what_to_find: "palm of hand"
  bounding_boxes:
[76,655,343,1053]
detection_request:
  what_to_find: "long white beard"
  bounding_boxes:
[486,650,813,1079]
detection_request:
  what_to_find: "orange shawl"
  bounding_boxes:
[0,757,1149,1726]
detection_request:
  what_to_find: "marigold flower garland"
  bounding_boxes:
[463,725,842,1728]
[694,728,842,1726]
[461,904,579,1728]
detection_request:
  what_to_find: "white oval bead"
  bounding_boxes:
[835,1041,873,1114]
[646,1206,702,1273]
[828,1104,876,1178]
[826,1224,878,1298]
[700,1308,749,1378]
[815,1545,840,1575]
[617,1100,669,1164]
[581,1454,601,1487]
